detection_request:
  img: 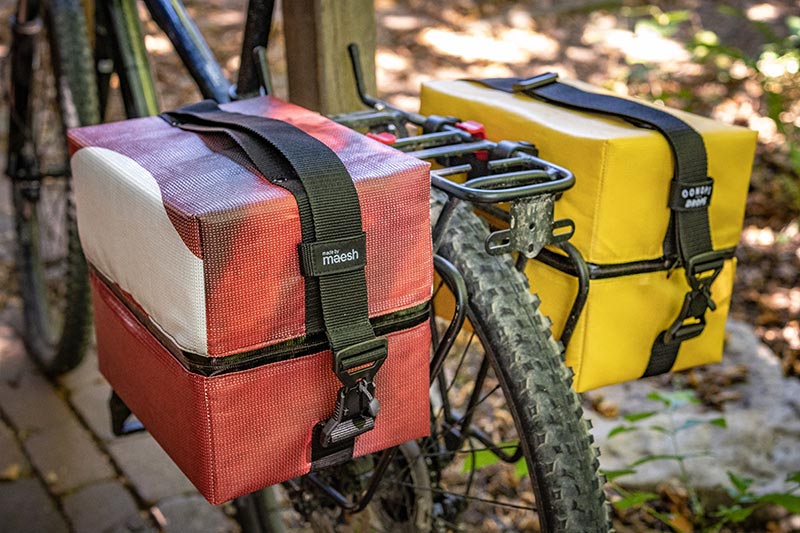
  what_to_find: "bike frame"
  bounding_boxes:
[7,0,44,187]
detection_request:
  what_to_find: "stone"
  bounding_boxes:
[152,494,238,533]
[0,420,31,480]
[60,349,103,392]
[108,433,195,504]
[63,480,152,533]
[24,418,115,494]
[0,478,69,533]
[0,367,76,434]
[0,321,33,383]
[588,320,800,498]
[71,379,115,442]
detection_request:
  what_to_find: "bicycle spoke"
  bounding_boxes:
[389,480,537,512]
[434,329,476,426]
[442,383,501,436]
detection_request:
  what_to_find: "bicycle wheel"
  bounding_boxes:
[237,194,608,532]
[7,0,99,374]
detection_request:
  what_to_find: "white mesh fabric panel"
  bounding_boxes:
[72,147,208,355]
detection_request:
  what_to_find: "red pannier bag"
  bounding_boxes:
[68,96,433,504]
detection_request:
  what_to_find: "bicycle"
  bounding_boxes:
[5,0,609,531]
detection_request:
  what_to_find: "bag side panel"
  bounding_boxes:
[91,272,430,504]
[528,259,735,391]
[91,273,216,500]
[206,320,432,502]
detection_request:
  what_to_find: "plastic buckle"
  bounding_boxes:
[319,380,380,447]
[663,253,726,344]
[455,120,486,140]
[512,72,559,92]
[664,291,709,344]
[686,252,725,289]
[333,337,388,388]
[685,252,726,312]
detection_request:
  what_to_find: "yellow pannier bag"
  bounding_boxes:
[421,75,756,392]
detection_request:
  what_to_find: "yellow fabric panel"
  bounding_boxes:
[527,258,735,392]
[420,79,751,391]
[419,80,756,264]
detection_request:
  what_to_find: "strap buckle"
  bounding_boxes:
[512,72,559,92]
[664,291,709,344]
[333,336,388,388]
[686,251,725,295]
[318,337,387,447]
[664,252,726,344]
[319,380,380,447]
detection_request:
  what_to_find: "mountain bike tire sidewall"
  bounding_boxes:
[11,0,99,375]
[434,198,609,532]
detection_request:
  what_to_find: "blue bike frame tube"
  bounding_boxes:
[102,0,160,117]
[143,0,231,102]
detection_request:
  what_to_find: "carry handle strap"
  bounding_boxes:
[472,75,723,376]
[161,102,385,451]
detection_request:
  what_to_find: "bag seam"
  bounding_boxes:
[202,380,216,503]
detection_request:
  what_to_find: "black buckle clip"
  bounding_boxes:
[686,251,725,297]
[319,337,387,447]
[664,252,726,344]
[664,291,709,344]
[333,336,388,388]
[320,380,380,448]
[513,72,559,92]
[422,114,460,134]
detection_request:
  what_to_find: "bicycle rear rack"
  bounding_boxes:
[335,45,578,261]
[334,43,591,347]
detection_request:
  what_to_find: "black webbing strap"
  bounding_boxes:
[161,101,386,456]
[473,75,725,376]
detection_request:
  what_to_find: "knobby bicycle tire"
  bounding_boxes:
[237,194,609,532]
[9,0,99,374]
[435,199,609,531]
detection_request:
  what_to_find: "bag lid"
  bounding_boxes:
[69,96,432,357]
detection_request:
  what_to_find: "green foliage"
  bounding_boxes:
[461,441,528,478]
[630,6,800,181]
[614,491,660,511]
[603,389,800,531]
[647,390,700,408]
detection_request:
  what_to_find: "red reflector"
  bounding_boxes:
[456,120,486,139]
[366,132,397,145]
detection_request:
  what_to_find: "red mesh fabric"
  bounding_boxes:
[69,96,432,357]
[91,273,431,504]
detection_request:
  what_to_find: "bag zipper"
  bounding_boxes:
[171,303,430,377]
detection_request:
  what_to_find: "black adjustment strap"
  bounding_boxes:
[472,75,720,376]
[161,101,386,454]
